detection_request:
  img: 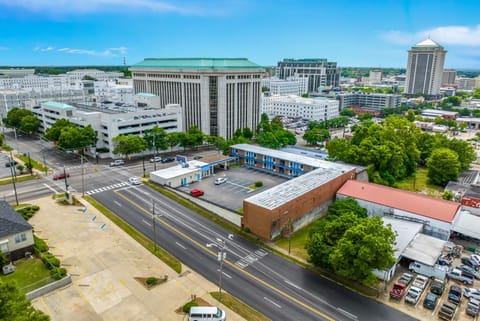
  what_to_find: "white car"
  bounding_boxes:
[128,177,141,185]
[405,286,423,304]
[214,177,227,185]
[464,288,480,300]
[110,159,125,167]
[149,156,162,163]
[471,254,480,266]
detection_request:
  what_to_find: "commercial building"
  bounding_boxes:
[442,69,456,86]
[130,58,265,139]
[336,180,462,240]
[369,70,383,85]
[260,77,308,96]
[261,95,339,121]
[421,109,458,120]
[27,101,182,158]
[242,157,356,240]
[276,58,340,92]
[0,68,35,78]
[405,38,446,98]
[456,77,476,90]
[336,91,402,110]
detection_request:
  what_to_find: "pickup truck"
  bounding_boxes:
[411,274,428,289]
[447,268,474,285]
[389,282,407,300]
[405,286,423,304]
[438,301,458,320]
[448,285,462,305]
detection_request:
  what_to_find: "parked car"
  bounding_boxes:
[110,159,125,167]
[149,156,162,163]
[390,282,407,300]
[448,285,463,304]
[423,292,438,310]
[467,298,480,317]
[397,272,413,286]
[471,254,480,266]
[464,288,480,301]
[128,177,141,185]
[461,257,480,270]
[214,177,228,185]
[447,268,474,285]
[405,286,423,304]
[412,274,429,289]
[438,300,458,320]
[190,189,204,197]
[430,278,446,295]
[458,265,480,279]
[161,157,175,163]
[53,172,70,180]
[5,159,18,167]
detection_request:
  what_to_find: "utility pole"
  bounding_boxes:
[81,154,85,197]
[27,152,32,175]
[9,151,18,206]
[152,200,157,253]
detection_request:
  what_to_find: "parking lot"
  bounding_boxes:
[381,245,480,321]
[178,166,288,212]
[0,152,20,178]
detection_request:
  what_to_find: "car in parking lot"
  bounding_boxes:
[110,159,125,167]
[423,292,438,310]
[405,286,423,304]
[5,159,18,167]
[471,254,480,266]
[462,257,480,270]
[458,265,480,279]
[190,189,204,197]
[214,177,228,185]
[161,157,175,163]
[53,172,70,180]
[128,177,141,185]
[149,156,162,163]
[464,288,480,301]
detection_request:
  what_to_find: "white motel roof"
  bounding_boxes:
[151,160,207,179]
[244,167,354,210]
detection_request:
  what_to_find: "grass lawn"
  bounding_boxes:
[395,167,444,196]
[0,257,54,293]
[274,224,311,261]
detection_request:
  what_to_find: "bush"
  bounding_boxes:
[0,251,8,268]
[183,301,198,313]
[254,181,263,187]
[42,253,60,269]
[50,267,67,280]
[16,205,40,220]
[146,277,158,285]
[34,235,49,253]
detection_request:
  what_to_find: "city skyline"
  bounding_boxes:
[0,0,479,69]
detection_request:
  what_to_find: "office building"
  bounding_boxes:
[405,38,447,98]
[369,70,383,85]
[336,92,402,111]
[276,58,340,92]
[130,58,265,139]
[0,68,35,78]
[261,77,308,96]
[261,95,339,121]
[442,69,456,85]
[456,77,476,90]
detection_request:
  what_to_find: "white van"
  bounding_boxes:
[408,261,448,280]
[188,306,226,321]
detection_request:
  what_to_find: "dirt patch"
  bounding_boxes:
[134,275,168,290]
[175,297,211,314]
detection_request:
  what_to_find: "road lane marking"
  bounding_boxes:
[43,183,58,193]
[142,219,152,226]
[114,191,336,321]
[336,308,358,320]
[264,297,282,309]
[284,280,303,290]
[175,242,186,249]
[217,269,232,279]
[114,201,122,207]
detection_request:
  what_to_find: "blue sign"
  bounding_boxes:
[176,155,187,163]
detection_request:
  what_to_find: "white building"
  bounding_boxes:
[0,68,35,77]
[130,58,265,139]
[405,38,446,98]
[261,95,339,121]
[150,160,211,188]
[261,77,308,96]
[27,101,182,158]
[94,80,134,105]
[368,70,383,85]
[336,91,402,110]
[456,77,476,90]
[65,69,123,81]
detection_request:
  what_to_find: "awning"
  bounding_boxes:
[401,233,446,266]
[452,211,480,241]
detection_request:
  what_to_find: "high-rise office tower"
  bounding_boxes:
[130,58,264,139]
[405,39,446,98]
[276,58,340,92]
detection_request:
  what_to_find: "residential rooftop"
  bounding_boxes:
[130,58,263,70]
[0,201,32,238]
[337,180,461,223]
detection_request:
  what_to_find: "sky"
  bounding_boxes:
[0,0,479,69]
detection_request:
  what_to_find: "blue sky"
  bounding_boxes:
[0,0,479,69]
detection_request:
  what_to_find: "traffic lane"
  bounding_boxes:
[92,190,341,321]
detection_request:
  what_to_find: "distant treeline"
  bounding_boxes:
[0,66,131,77]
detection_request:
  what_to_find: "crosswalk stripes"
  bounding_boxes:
[85,182,130,195]
[234,250,268,269]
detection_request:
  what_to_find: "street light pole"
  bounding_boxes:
[217,239,226,302]
[8,151,18,206]
[81,154,85,197]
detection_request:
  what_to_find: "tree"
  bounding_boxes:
[329,216,396,286]
[340,108,355,117]
[406,109,416,122]
[19,115,40,135]
[301,93,309,98]
[303,128,330,145]
[447,139,476,171]
[242,127,253,139]
[328,197,367,218]
[0,281,50,321]
[144,126,168,153]
[256,131,280,149]
[112,135,146,158]
[187,125,205,149]
[0,251,8,267]
[427,148,460,186]
[166,132,180,152]
[358,113,373,121]
[4,108,35,130]
[261,86,269,93]
[442,190,455,201]
[56,125,97,152]
[44,119,73,142]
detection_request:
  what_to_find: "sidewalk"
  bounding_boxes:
[29,194,247,321]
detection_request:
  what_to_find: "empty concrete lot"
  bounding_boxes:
[178,166,289,212]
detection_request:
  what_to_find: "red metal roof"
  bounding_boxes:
[337,180,461,223]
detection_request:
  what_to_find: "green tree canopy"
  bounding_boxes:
[303,128,330,145]
[56,124,97,152]
[44,119,73,142]
[19,115,40,134]
[427,148,460,186]
[0,281,50,321]
[112,135,146,158]
[166,132,180,152]
[328,197,368,218]
[5,108,35,129]
[340,108,355,117]
[144,126,168,152]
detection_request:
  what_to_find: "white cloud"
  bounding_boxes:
[382,25,480,47]
[56,46,128,57]
[34,46,54,52]
[0,0,208,15]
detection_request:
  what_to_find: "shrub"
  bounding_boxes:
[146,277,158,285]
[183,301,198,313]
[42,253,60,269]
[254,181,263,187]
[50,267,67,280]
[0,251,8,268]
[34,235,49,253]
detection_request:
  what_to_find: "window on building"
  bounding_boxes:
[15,233,27,244]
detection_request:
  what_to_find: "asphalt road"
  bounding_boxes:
[92,185,418,321]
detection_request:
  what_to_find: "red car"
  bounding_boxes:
[53,172,70,180]
[190,189,204,197]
